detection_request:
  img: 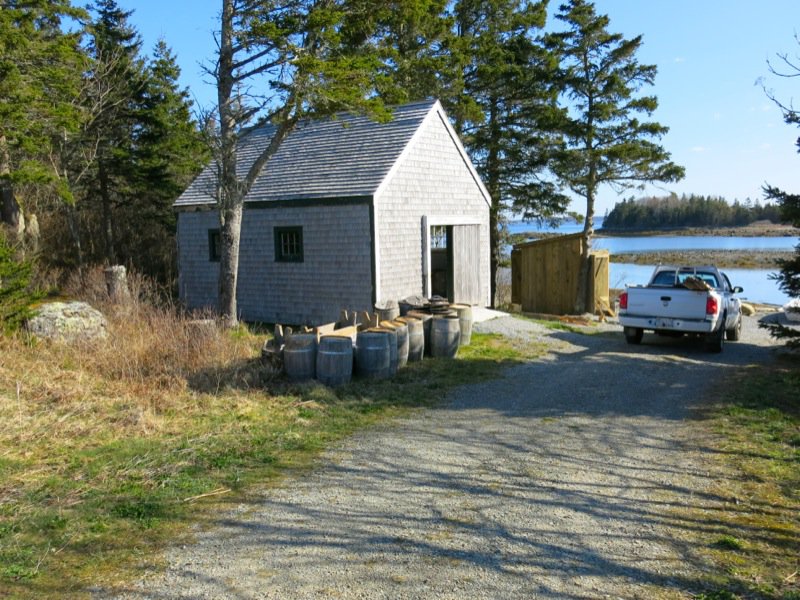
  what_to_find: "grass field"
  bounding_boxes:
[692,359,800,600]
[0,282,544,599]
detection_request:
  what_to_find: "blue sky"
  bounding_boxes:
[128,0,800,216]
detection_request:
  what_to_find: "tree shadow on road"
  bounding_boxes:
[99,319,796,600]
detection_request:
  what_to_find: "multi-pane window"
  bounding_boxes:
[274,226,303,262]
[208,229,221,262]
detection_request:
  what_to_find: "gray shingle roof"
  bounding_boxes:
[174,99,437,207]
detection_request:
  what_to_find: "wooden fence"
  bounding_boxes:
[511,232,609,315]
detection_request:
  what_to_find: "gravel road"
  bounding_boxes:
[100,313,782,599]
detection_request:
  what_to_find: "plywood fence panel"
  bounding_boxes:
[513,233,606,315]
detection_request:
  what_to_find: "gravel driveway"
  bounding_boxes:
[101,314,781,599]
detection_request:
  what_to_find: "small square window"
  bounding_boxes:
[274,226,303,262]
[208,229,221,262]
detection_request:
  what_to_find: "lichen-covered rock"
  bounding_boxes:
[784,298,800,323]
[26,301,108,342]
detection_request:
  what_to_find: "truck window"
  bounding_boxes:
[651,271,677,286]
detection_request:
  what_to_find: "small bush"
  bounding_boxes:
[712,535,745,551]
[0,232,40,332]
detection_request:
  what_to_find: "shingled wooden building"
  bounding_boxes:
[174,99,491,324]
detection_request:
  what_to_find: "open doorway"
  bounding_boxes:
[430,225,451,299]
[424,220,482,305]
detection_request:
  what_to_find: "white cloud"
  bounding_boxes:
[674,56,685,63]
[691,146,707,153]
[713,112,723,120]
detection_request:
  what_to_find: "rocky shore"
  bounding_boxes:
[609,249,793,270]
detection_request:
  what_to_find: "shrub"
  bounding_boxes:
[0,232,39,332]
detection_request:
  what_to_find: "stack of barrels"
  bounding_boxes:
[281,297,473,386]
[403,296,473,358]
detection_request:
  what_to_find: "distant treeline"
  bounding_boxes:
[602,195,783,229]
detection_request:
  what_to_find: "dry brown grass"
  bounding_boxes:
[2,267,261,442]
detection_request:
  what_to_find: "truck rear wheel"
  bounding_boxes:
[624,327,643,345]
[726,316,742,341]
[705,322,725,353]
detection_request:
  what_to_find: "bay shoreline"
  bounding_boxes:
[609,249,793,270]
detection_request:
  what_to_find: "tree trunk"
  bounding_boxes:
[0,134,21,233]
[26,214,40,254]
[215,0,241,328]
[218,202,243,328]
[214,0,301,328]
[575,174,596,314]
[104,265,131,304]
[99,160,117,263]
[65,203,84,274]
[485,100,502,308]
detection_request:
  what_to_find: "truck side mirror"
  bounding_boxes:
[733,286,743,294]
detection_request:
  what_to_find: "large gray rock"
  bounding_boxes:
[26,301,108,342]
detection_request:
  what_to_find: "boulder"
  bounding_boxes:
[740,302,756,316]
[784,298,800,323]
[26,301,108,342]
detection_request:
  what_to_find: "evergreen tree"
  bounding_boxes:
[366,0,458,105]
[0,0,86,244]
[0,231,39,332]
[547,0,684,312]
[761,37,800,349]
[453,0,567,306]
[82,0,148,264]
[122,39,208,283]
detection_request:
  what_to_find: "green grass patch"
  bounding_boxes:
[0,327,543,599]
[712,535,746,552]
[515,312,606,335]
[691,358,800,600]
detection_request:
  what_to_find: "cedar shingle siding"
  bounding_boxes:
[375,110,490,305]
[175,100,490,324]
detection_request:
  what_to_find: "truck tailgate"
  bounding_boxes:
[627,287,709,320]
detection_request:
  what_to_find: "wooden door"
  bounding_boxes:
[450,224,482,305]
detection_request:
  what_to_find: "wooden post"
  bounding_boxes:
[104,265,132,304]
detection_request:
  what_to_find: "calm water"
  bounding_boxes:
[508,218,796,305]
[592,236,795,253]
[609,263,787,306]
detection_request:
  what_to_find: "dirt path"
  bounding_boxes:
[101,315,780,599]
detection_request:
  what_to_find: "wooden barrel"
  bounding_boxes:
[407,310,433,356]
[316,335,353,386]
[390,320,409,368]
[450,304,473,347]
[283,333,317,381]
[383,327,398,375]
[431,315,460,358]
[374,300,399,322]
[398,316,424,362]
[355,330,391,379]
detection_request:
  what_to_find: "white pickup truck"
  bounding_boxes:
[618,265,744,352]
